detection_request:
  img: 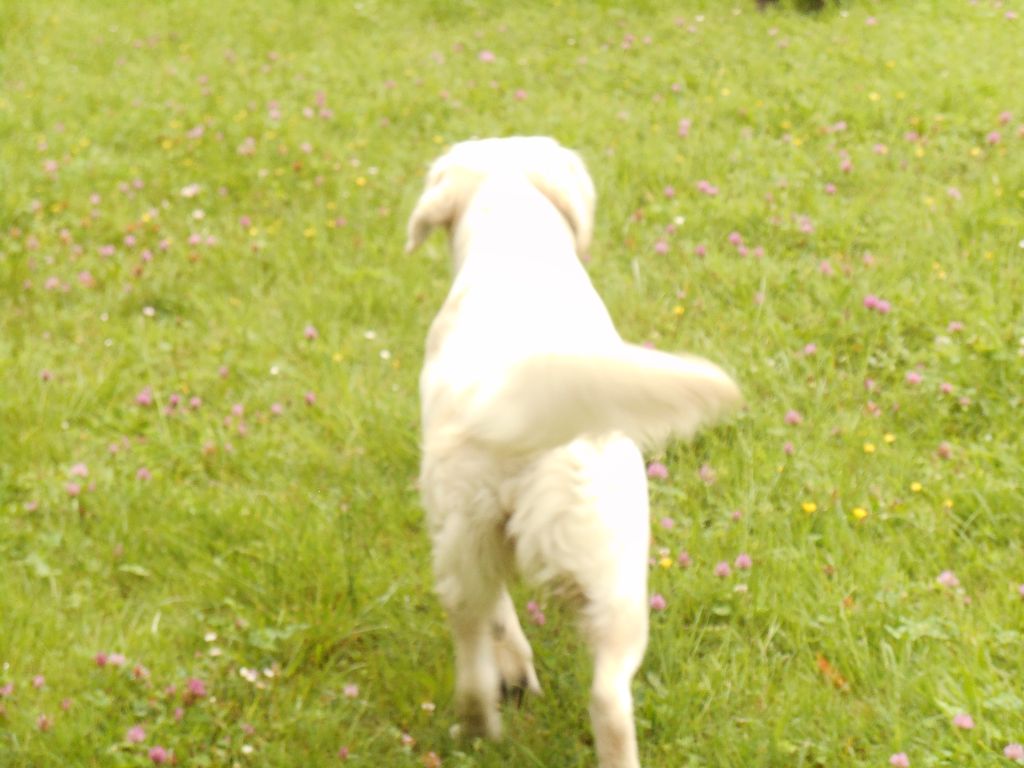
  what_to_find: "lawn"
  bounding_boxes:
[1,0,1023,766]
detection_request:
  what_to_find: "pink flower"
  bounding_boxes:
[803,343,817,355]
[784,409,803,425]
[781,437,793,452]
[270,402,284,416]
[937,570,960,588]
[65,482,82,497]
[986,131,1001,145]
[905,371,923,385]
[939,382,954,395]
[126,725,146,743]
[947,320,964,333]
[649,594,667,611]
[863,294,880,309]
[304,391,317,406]
[819,260,835,276]
[999,111,1013,125]
[677,550,692,567]
[1004,743,1024,761]
[136,467,152,481]
[1018,584,1024,599]
[338,746,351,760]
[37,714,52,732]
[659,516,675,530]
[0,683,12,697]
[186,677,207,699]
[148,746,170,764]
[231,403,245,418]
[70,463,89,478]
[189,396,202,410]
[108,653,127,667]
[889,753,909,767]
[698,463,716,484]
[694,244,707,257]
[654,239,669,254]
[714,561,731,578]
[478,50,495,62]
[875,299,891,314]
[947,186,962,200]
[32,675,45,689]
[695,180,718,196]
[936,442,952,460]
[873,143,888,155]
[647,461,668,479]
[734,553,752,570]
[304,324,318,340]
[514,89,527,101]
[526,600,546,626]
[94,652,108,667]
[840,158,853,173]
[728,231,743,246]
[343,683,359,698]
[677,118,691,137]
[136,387,154,406]
[952,712,975,730]
[824,182,837,195]
[663,185,676,198]
[40,369,53,382]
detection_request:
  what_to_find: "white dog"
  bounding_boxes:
[407,137,741,768]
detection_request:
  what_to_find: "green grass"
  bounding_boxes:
[2,0,1023,765]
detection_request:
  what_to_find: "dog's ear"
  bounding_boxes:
[406,163,465,253]
[530,149,596,259]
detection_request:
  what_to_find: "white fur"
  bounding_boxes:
[410,137,741,768]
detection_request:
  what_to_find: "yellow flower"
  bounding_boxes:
[659,556,673,569]
[303,227,316,238]
[910,482,923,493]
[355,176,367,186]
[672,305,685,316]
[852,507,868,521]
[863,442,876,454]
[802,501,818,514]
[883,433,896,444]
[868,92,880,102]
[943,498,954,509]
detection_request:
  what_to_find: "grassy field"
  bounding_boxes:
[2,0,1023,765]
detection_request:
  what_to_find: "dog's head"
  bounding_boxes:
[405,136,596,259]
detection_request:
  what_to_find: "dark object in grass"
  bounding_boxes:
[757,0,828,10]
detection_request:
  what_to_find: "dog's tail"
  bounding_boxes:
[463,343,742,454]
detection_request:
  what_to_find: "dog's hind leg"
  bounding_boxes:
[584,597,648,768]
[492,588,541,705]
[432,509,509,740]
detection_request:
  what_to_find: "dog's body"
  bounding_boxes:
[408,137,741,768]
